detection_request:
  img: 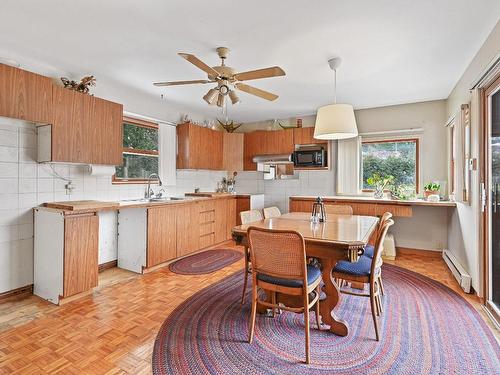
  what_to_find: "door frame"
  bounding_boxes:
[480,71,500,326]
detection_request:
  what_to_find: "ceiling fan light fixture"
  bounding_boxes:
[228,90,240,105]
[203,88,218,105]
[217,93,226,107]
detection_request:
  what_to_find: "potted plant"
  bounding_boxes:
[367,173,394,199]
[424,182,441,199]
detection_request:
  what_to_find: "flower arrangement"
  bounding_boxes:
[367,173,394,199]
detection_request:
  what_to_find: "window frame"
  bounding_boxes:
[360,137,420,193]
[112,116,160,184]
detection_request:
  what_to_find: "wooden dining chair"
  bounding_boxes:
[263,206,281,219]
[363,212,393,296]
[247,227,322,364]
[240,210,264,304]
[332,218,394,341]
[325,204,353,215]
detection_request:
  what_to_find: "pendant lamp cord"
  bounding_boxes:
[333,68,337,104]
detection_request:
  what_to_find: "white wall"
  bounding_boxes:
[446,21,500,294]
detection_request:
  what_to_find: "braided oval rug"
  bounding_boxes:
[168,249,243,275]
[153,264,500,374]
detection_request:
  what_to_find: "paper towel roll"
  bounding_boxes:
[87,164,116,176]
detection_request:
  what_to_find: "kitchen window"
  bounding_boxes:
[113,117,159,183]
[361,138,419,192]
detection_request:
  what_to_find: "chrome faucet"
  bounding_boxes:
[145,173,163,199]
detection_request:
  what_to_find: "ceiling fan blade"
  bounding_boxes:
[233,66,285,81]
[235,83,279,101]
[178,53,220,77]
[153,80,213,87]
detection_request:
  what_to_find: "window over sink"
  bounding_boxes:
[361,138,419,192]
[113,117,159,183]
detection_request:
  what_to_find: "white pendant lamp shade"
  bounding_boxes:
[314,57,358,140]
[314,103,358,140]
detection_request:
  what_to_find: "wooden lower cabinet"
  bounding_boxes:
[63,213,99,298]
[176,203,199,257]
[289,198,413,218]
[147,206,177,267]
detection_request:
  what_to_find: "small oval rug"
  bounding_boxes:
[168,249,243,275]
[153,264,500,374]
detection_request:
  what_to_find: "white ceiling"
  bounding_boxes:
[0,0,499,122]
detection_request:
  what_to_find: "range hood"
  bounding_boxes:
[252,154,297,180]
[252,154,293,164]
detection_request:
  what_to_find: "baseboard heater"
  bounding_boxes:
[442,249,472,293]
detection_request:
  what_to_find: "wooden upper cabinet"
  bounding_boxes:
[51,86,123,165]
[293,127,327,145]
[177,123,223,170]
[89,96,123,165]
[223,132,244,171]
[52,86,92,163]
[63,213,99,298]
[243,129,294,170]
[0,63,53,123]
[147,206,177,267]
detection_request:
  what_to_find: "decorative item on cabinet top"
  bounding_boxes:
[217,118,242,133]
[60,75,96,95]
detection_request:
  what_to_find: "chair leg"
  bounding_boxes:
[369,283,379,341]
[271,291,277,318]
[377,294,383,315]
[303,292,311,364]
[315,285,322,330]
[241,247,249,304]
[379,275,385,296]
[248,280,258,344]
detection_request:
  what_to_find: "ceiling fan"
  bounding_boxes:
[153,47,285,107]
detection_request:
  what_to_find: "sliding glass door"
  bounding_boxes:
[486,76,500,319]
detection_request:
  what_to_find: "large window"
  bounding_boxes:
[113,117,159,183]
[361,138,419,192]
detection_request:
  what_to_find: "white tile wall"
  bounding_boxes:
[0,116,227,293]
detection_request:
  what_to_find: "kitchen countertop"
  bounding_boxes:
[185,192,263,198]
[289,195,456,207]
[40,194,241,214]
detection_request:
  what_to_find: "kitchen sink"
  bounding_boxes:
[119,196,191,205]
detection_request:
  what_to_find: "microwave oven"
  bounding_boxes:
[292,148,326,167]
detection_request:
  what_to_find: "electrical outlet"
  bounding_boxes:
[65,182,75,195]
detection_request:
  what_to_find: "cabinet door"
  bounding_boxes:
[243,131,263,170]
[226,198,237,240]
[209,129,224,170]
[176,203,199,257]
[293,127,327,145]
[0,64,53,123]
[52,86,93,163]
[223,132,244,171]
[147,206,177,267]
[214,199,228,244]
[236,196,251,225]
[90,96,123,165]
[63,213,99,297]
[243,130,294,170]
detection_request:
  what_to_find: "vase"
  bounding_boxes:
[374,187,384,199]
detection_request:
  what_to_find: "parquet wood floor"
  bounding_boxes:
[0,244,497,374]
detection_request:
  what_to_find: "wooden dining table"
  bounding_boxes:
[232,212,379,337]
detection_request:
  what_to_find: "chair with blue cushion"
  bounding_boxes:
[332,218,394,341]
[247,227,322,365]
[363,212,393,296]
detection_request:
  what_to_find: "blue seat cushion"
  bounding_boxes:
[333,255,377,277]
[257,265,322,288]
[363,244,375,258]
